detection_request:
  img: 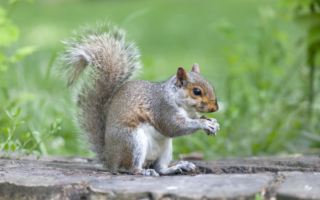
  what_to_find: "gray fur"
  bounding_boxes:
[57,22,141,162]
[57,22,219,175]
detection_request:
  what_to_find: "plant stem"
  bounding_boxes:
[308,3,317,119]
[308,57,315,118]
[0,125,16,153]
[16,132,54,159]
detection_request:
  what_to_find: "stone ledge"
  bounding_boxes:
[277,172,320,200]
[89,174,274,200]
[0,155,319,200]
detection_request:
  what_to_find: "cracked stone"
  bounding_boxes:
[277,173,320,200]
[89,174,274,200]
[0,155,319,200]
[0,159,125,200]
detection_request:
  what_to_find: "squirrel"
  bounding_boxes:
[57,23,220,176]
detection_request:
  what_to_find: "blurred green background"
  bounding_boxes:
[0,0,319,159]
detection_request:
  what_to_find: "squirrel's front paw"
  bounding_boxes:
[202,116,219,137]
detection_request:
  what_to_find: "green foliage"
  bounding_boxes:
[1,0,319,159]
[174,6,320,159]
[10,46,37,63]
[0,108,61,159]
[281,0,320,117]
[0,1,36,79]
[252,193,263,200]
[0,0,60,159]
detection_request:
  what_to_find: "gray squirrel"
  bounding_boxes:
[57,23,219,176]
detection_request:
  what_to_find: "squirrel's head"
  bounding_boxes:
[176,64,218,114]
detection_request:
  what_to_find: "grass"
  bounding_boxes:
[1,0,319,159]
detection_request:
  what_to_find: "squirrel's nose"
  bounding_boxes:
[211,104,219,112]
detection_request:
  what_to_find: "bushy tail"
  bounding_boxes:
[57,23,141,160]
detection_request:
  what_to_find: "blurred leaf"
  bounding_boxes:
[22,134,28,140]
[295,14,320,29]
[2,127,9,135]
[4,143,9,152]
[32,131,40,136]
[307,25,320,49]
[55,116,62,124]
[13,107,21,118]
[5,110,14,120]
[19,92,36,101]
[23,132,30,140]
[280,0,313,9]
[259,7,276,20]
[45,49,59,81]
[272,30,287,42]
[51,121,57,130]
[15,139,21,147]
[32,150,41,159]
[301,131,320,142]
[0,24,19,47]
[11,143,16,151]
[19,149,27,155]
[253,193,263,200]
[10,46,37,63]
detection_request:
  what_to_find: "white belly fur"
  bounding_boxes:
[136,123,169,162]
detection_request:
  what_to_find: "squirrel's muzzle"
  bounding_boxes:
[212,105,219,112]
[210,102,219,112]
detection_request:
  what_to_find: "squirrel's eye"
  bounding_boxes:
[193,88,202,96]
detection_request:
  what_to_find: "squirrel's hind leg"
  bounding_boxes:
[153,139,196,175]
[104,127,159,176]
[130,129,160,176]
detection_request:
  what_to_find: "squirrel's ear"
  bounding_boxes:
[191,63,200,74]
[176,67,188,87]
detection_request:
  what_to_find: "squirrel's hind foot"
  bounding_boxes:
[132,169,159,177]
[142,169,159,176]
[156,161,195,175]
[176,161,196,171]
